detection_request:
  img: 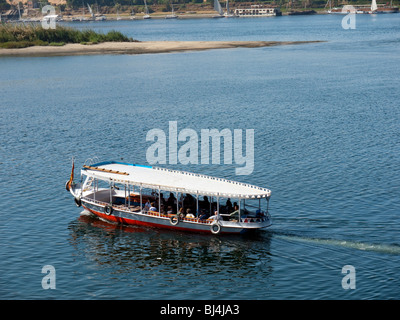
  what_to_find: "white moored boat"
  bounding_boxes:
[66,160,272,235]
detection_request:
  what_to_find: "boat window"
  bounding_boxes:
[240,198,268,217]
[94,178,110,191]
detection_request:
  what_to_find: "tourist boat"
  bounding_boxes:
[234,5,282,17]
[66,160,272,235]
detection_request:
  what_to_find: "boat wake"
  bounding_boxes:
[272,232,400,255]
[78,209,399,255]
[80,209,92,216]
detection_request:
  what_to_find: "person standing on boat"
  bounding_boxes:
[167,193,176,209]
[226,198,233,213]
[159,193,166,207]
[200,196,210,211]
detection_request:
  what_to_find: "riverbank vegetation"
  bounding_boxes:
[63,0,400,11]
[0,24,135,48]
[4,0,397,14]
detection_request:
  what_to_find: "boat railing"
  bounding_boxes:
[146,210,215,224]
[82,196,108,206]
[240,217,269,223]
[82,196,269,224]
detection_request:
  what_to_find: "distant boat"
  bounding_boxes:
[143,0,151,19]
[370,0,378,13]
[116,5,122,20]
[72,1,87,21]
[370,1,399,13]
[223,0,237,18]
[165,3,178,19]
[213,0,225,18]
[87,4,95,20]
[94,1,107,20]
[234,5,281,17]
[328,0,399,14]
[17,2,22,21]
[95,14,107,21]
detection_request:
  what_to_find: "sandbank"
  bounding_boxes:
[0,40,323,57]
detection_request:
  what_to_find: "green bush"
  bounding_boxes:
[0,41,34,48]
[0,24,135,48]
[49,42,66,46]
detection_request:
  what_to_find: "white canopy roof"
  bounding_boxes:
[81,161,271,199]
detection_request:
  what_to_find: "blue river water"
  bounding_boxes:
[1,14,399,300]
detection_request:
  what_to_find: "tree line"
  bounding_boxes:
[64,0,321,9]
[63,0,400,9]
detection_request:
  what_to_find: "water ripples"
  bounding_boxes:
[1,15,400,299]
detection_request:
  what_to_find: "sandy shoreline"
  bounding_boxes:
[0,40,323,57]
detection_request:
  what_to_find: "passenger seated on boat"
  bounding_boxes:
[144,200,151,212]
[159,204,166,214]
[149,202,157,212]
[199,209,210,220]
[240,210,249,218]
[178,207,185,218]
[255,209,263,218]
[167,206,174,215]
[229,204,240,219]
[186,208,195,218]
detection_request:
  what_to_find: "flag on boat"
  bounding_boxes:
[66,158,74,191]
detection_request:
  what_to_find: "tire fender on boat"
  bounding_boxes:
[105,204,113,215]
[210,221,221,234]
[74,197,82,207]
[170,215,179,226]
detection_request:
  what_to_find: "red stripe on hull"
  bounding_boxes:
[83,206,241,234]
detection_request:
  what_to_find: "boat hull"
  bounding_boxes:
[81,199,271,235]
